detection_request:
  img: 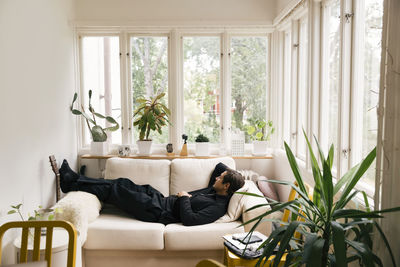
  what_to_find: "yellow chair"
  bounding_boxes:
[223,183,311,267]
[0,220,77,267]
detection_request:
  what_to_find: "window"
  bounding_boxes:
[183,36,221,143]
[130,36,169,144]
[230,36,268,143]
[356,0,383,186]
[297,18,308,159]
[80,36,121,146]
[351,0,383,190]
[282,31,292,146]
[321,0,340,171]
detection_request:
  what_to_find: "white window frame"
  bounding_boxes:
[274,0,379,198]
[126,33,171,150]
[76,27,273,155]
[319,0,379,197]
[77,32,123,149]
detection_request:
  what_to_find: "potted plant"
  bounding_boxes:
[133,92,170,156]
[195,133,210,156]
[242,132,400,267]
[246,119,275,155]
[70,90,119,156]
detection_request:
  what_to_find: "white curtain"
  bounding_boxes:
[374,0,400,265]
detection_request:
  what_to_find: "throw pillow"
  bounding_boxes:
[257,176,279,201]
[216,180,257,223]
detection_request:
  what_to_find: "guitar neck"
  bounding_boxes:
[49,155,61,202]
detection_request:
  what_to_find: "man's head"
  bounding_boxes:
[213,169,245,196]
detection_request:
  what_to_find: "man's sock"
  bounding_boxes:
[59,159,79,192]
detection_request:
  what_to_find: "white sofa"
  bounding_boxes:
[80,156,273,267]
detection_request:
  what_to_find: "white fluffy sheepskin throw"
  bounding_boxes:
[53,191,102,242]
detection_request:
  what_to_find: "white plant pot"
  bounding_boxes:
[137,140,152,156]
[195,142,210,156]
[91,141,108,156]
[252,140,268,156]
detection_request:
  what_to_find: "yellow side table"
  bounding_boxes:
[223,247,287,267]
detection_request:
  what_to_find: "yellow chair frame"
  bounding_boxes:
[0,220,77,267]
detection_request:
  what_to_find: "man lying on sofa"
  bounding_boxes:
[59,160,245,226]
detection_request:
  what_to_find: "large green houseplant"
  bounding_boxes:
[133,92,170,155]
[243,132,400,267]
[70,90,119,155]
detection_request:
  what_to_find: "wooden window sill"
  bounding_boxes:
[80,154,273,160]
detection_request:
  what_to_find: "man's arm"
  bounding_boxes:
[208,162,229,188]
[177,197,226,226]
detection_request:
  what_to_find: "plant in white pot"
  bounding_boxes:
[246,119,275,156]
[70,90,119,156]
[133,92,170,156]
[195,134,210,156]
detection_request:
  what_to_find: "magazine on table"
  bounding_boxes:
[223,231,270,259]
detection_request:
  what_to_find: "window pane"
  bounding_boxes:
[131,36,169,143]
[81,36,121,145]
[362,0,383,184]
[298,19,308,158]
[183,36,221,143]
[283,32,292,145]
[327,1,340,168]
[231,36,268,143]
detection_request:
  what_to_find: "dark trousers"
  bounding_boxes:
[72,176,165,222]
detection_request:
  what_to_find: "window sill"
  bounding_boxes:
[80,154,273,160]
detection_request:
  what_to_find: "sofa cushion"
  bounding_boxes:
[164,221,244,250]
[104,158,171,196]
[217,180,265,223]
[170,157,236,195]
[84,207,165,250]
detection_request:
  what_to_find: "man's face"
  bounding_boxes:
[213,171,229,193]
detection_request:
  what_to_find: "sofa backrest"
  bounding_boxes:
[170,157,236,195]
[104,158,171,196]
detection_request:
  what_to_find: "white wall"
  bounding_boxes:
[0,0,77,262]
[75,0,276,25]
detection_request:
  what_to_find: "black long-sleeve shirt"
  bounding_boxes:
[158,162,230,226]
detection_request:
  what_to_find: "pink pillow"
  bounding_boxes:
[257,176,279,201]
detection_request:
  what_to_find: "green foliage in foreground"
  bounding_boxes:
[241,132,400,267]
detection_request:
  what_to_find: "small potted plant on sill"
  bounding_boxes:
[195,133,210,157]
[133,92,170,156]
[70,90,119,156]
[246,119,275,156]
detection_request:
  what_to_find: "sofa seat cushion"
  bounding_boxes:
[104,158,171,196]
[170,157,236,195]
[84,207,165,250]
[164,221,244,250]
